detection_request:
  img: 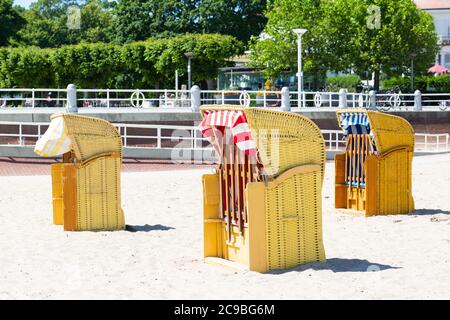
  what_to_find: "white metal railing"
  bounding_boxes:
[2,87,450,110]
[0,122,448,154]
[415,133,450,152]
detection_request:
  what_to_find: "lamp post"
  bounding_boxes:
[410,53,417,92]
[292,28,307,107]
[184,52,194,89]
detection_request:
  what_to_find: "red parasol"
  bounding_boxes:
[427,64,450,74]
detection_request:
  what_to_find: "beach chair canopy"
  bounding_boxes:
[200,105,325,178]
[35,113,122,161]
[336,109,415,157]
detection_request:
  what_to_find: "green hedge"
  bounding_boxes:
[383,75,450,93]
[326,75,361,92]
[0,34,243,88]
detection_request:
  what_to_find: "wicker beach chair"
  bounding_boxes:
[35,113,125,231]
[335,109,415,216]
[200,105,326,272]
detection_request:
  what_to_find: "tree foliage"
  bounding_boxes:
[17,0,113,48]
[0,0,25,46]
[111,0,267,44]
[250,0,439,90]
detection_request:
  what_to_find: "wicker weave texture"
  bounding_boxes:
[377,150,415,215]
[265,169,325,269]
[51,113,122,162]
[76,157,125,231]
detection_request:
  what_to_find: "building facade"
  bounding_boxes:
[415,0,450,68]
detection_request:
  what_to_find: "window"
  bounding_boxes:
[445,54,450,69]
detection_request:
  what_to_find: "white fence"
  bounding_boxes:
[1,87,450,111]
[0,122,448,156]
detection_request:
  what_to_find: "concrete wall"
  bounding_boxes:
[1,109,450,134]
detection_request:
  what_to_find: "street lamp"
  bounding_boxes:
[292,28,307,106]
[410,53,417,92]
[184,52,194,89]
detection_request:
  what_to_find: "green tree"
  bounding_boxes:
[349,0,438,90]
[194,0,267,44]
[0,0,25,46]
[17,0,113,48]
[250,0,334,88]
[112,0,266,43]
[250,0,439,91]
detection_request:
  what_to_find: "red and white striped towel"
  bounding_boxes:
[199,110,257,156]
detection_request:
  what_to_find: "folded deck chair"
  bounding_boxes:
[335,109,415,216]
[199,106,326,272]
[35,114,125,231]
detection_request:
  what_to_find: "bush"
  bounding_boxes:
[383,75,450,93]
[0,34,244,88]
[326,75,361,92]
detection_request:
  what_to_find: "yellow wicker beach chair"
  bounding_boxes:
[35,113,125,231]
[200,106,326,272]
[335,109,415,216]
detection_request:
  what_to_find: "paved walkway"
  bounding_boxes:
[0,157,213,176]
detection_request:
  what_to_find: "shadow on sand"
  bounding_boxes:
[125,224,175,233]
[412,209,450,216]
[269,258,400,274]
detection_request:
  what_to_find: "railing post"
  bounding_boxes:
[263,91,267,108]
[281,87,291,111]
[339,89,348,108]
[368,90,376,110]
[31,88,35,108]
[157,127,161,148]
[302,92,306,108]
[221,90,225,104]
[191,85,201,112]
[414,90,422,111]
[66,84,78,113]
[107,89,110,108]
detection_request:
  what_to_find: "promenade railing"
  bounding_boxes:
[1,86,450,111]
[0,121,448,155]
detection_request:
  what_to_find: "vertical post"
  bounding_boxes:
[414,90,422,111]
[339,89,348,108]
[106,89,110,108]
[188,58,192,90]
[369,90,376,110]
[157,127,161,149]
[298,36,302,106]
[175,70,179,101]
[31,88,35,108]
[221,90,225,105]
[263,91,267,108]
[19,124,23,145]
[302,92,306,108]
[281,87,291,111]
[191,85,201,112]
[66,84,78,113]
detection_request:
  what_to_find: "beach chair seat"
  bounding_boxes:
[35,114,125,231]
[200,106,326,272]
[335,109,415,216]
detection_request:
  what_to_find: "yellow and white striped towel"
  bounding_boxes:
[34,116,72,157]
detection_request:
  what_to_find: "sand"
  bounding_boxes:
[0,153,449,300]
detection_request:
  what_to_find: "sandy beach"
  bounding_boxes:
[0,153,449,299]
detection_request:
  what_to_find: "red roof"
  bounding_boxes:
[415,0,450,9]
